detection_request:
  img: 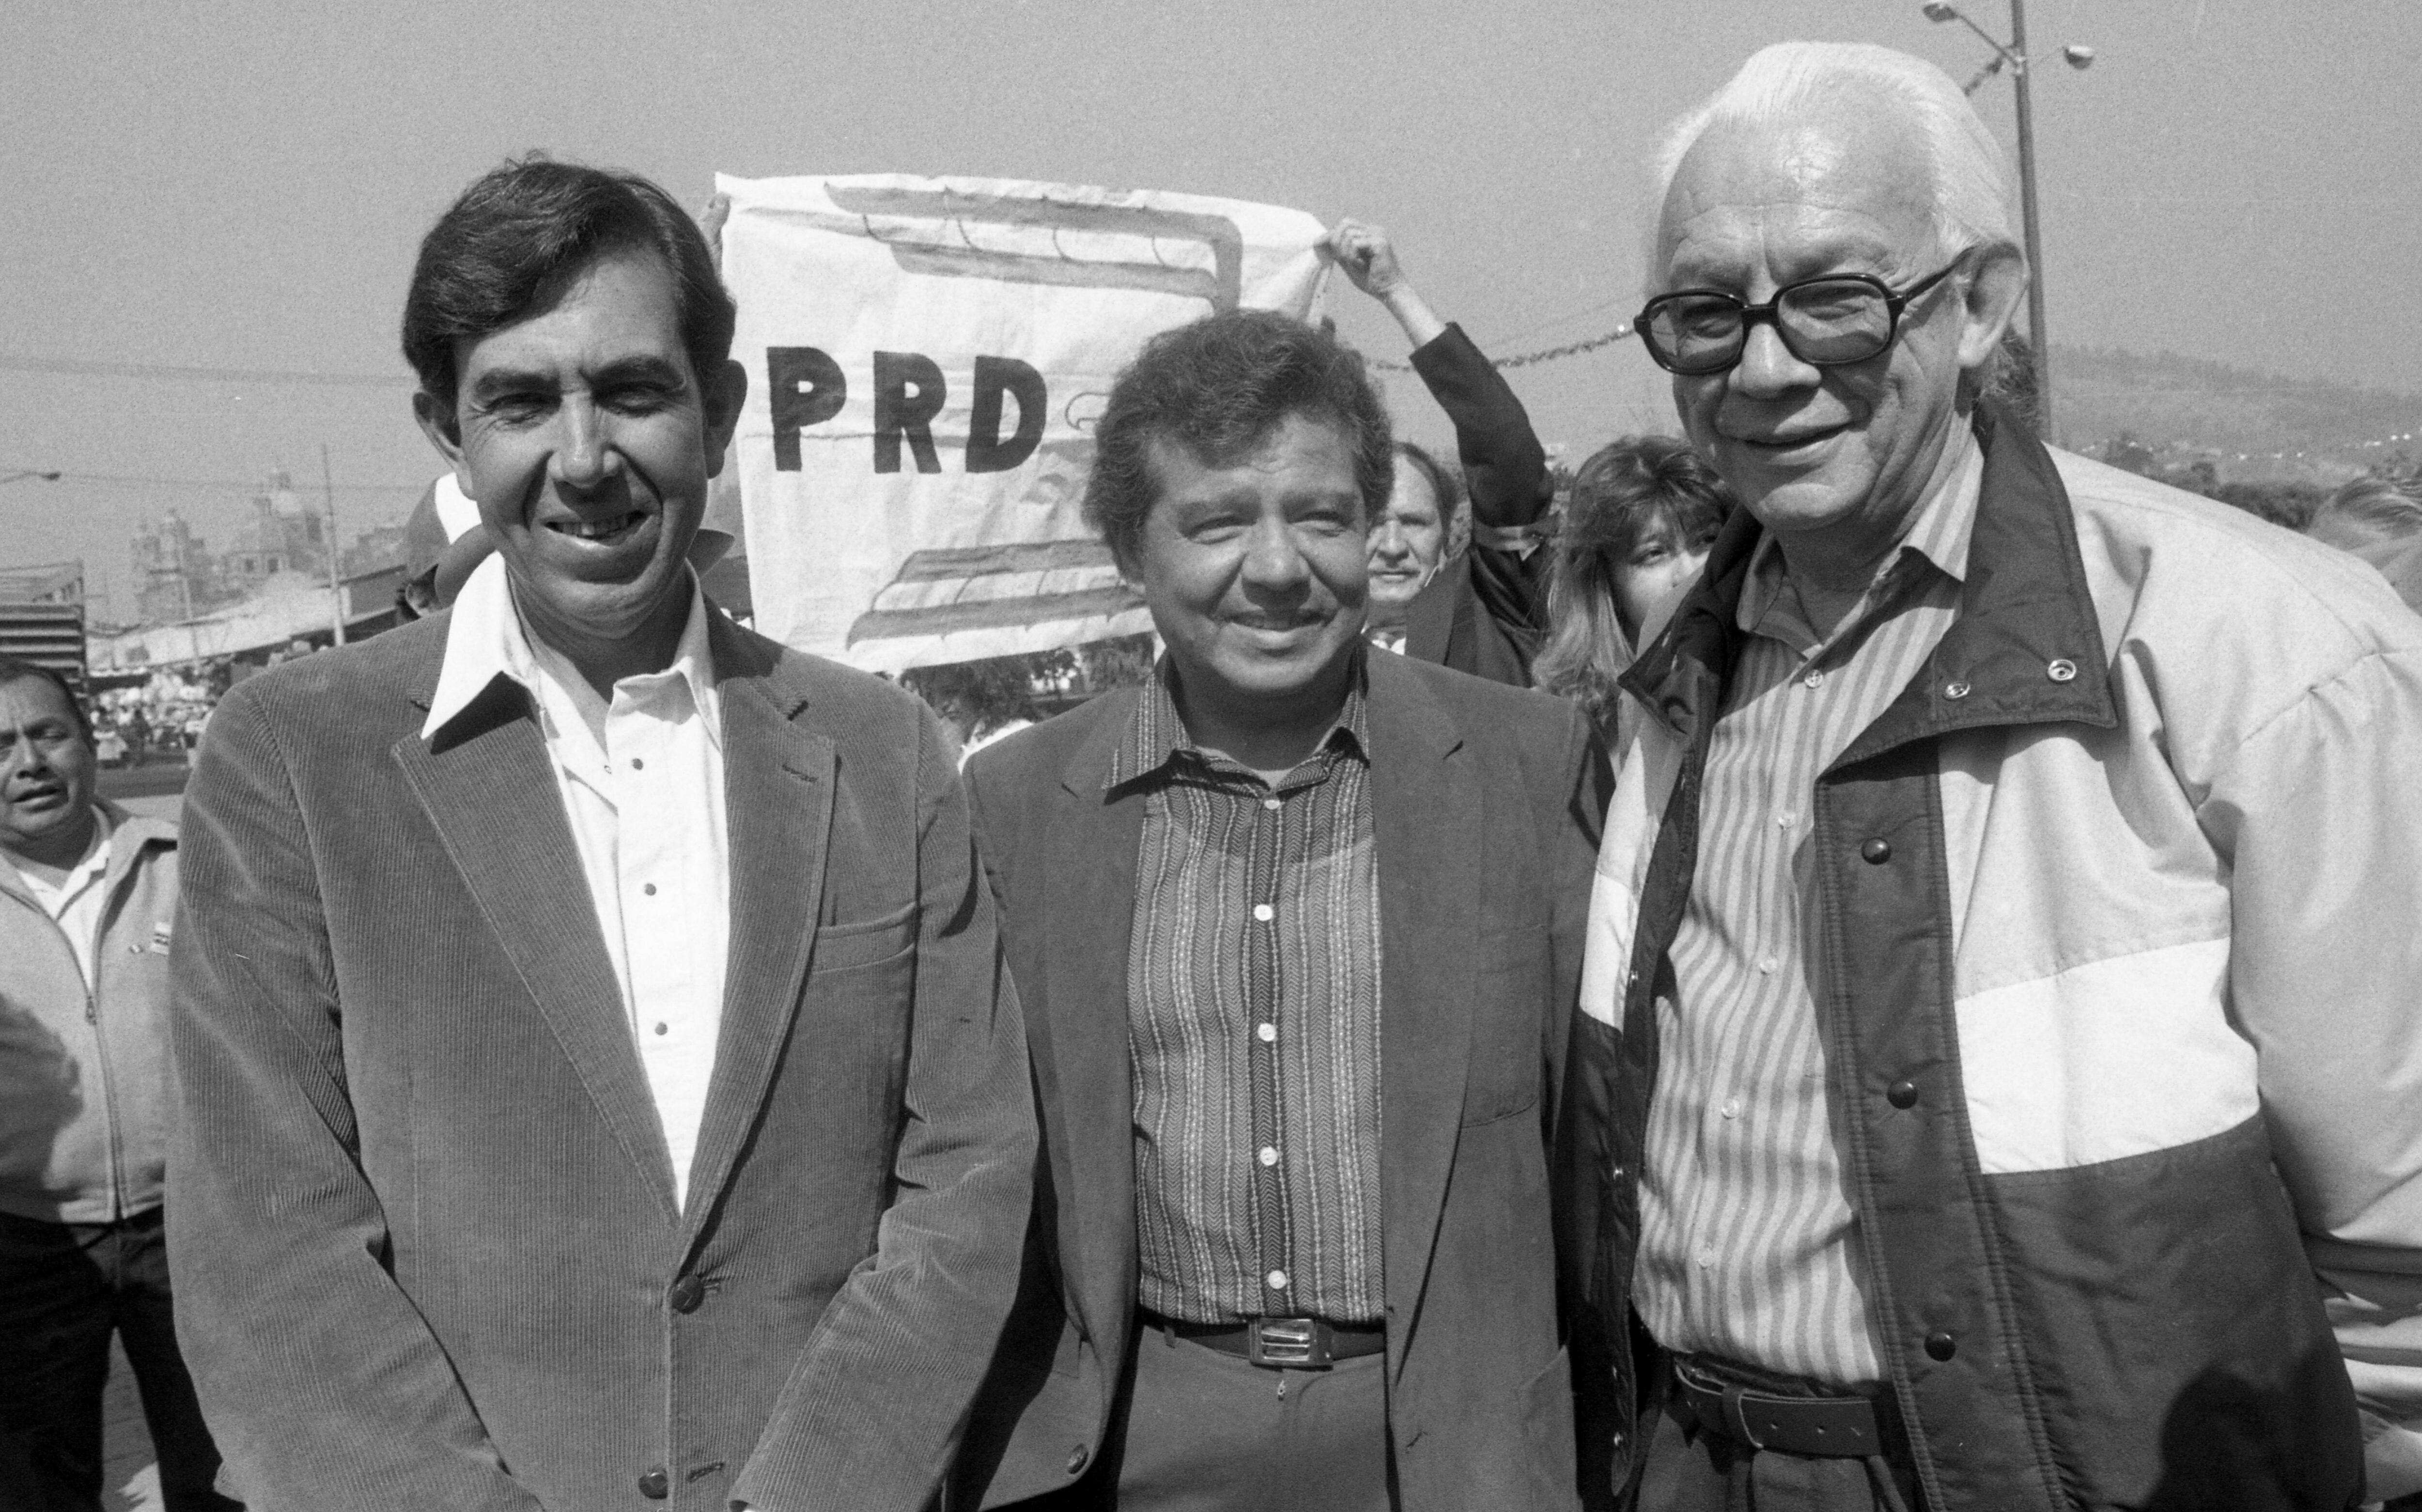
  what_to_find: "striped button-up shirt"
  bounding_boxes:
[1113,661,1386,1325]
[1635,436,1982,1384]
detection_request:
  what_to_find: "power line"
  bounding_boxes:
[15,469,421,494]
[0,353,411,389]
[1367,323,1636,374]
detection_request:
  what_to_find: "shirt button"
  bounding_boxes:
[1802,669,1825,689]
[1256,1022,1277,1043]
[1258,1146,1279,1167]
[652,1022,668,1036]
[1757,957,1778,975]
[1721,1098,1742,1120]
[1262,796,1282,811]
[630,756,645,770]
[1266,1269,1289,1291]
[1252,903,1274,923]
[1696,1248,1715,1270]
[1775,811,1794,829]
[643,882,658,896]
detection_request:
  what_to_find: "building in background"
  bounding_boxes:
[131,510,217,624]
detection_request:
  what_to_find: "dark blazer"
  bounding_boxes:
[954,652,1608,1512]
[167,608,1035,1512]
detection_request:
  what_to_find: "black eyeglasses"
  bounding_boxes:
[1634,260,1964,376]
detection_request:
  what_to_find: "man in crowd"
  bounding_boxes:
[953,309,1606,1511]
[168,159,1035,1512]
[1573,41,2422,1510]
[0,660,233,1511]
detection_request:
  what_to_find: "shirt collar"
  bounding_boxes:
[420,553,720,746]
[1105,651,1371,790]
[7,804,112,911]
[1735,423,1984,651]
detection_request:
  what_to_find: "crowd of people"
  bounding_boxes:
[7,35,2422,1512]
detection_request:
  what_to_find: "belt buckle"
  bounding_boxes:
[1247,1316,1331,1370]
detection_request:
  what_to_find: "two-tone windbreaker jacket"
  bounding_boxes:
[1569,403,2422,1510]
[0,801,181,1224]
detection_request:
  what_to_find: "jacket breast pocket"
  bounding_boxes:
[810,901,916,975]
[1464,922,1552,1127]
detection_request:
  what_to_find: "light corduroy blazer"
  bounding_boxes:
[167,606,1035,1512]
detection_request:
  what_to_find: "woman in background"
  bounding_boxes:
[1533,435,1733,741]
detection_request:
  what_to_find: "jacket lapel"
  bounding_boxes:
[392,675,681,1222]
[679,617,835,1242]
[1044,696,1146,1361]
[1364,654,1481,1372]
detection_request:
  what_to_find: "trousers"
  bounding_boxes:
[1005,1317,1392,1511]
[0,1206,239,1512]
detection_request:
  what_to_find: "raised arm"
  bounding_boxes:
[1325,218,1554,536]
[168,687,543,1512]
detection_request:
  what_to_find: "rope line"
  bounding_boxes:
[1366,323,1636,373]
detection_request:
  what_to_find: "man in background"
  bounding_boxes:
[0,658,233,1511]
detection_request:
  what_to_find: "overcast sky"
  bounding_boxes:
[4,0,2416,617]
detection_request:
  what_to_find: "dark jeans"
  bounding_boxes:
[0,1206,239,1512]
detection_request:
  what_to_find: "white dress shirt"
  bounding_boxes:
[423,556,730,1207]
[13,809,115,989]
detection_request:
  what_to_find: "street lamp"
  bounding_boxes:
[1,468,64,486]
[1923,1,2094,439]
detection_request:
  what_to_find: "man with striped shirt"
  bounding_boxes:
[956,309,1606,1512]
[1575,42,2422,1512]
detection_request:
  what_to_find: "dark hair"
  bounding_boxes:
[402,156,735,419]
[1083,309,1394,567]
[0,657,91,742]
[1533,435,1734,734]
[1392,440,1467,532]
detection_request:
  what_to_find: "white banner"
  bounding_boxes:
[716,172,1332,672]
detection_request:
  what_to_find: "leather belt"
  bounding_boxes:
[1670,1355,1884,1459]
[1143,1311,1385,1370]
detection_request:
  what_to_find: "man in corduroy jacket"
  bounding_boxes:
[167,158,1034,1512]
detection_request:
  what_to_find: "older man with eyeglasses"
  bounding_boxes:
[1568,41,2422,1512]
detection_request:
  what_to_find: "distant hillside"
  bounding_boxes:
[2051,345,2421,483]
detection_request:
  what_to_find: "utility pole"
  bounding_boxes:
[322,444,347,646]
[1922,0,2091,442]
[2008,0,2054,439]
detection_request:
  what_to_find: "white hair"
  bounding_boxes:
[1649,42,2016,267]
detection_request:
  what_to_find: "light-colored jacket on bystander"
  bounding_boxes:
[0,800,180,1224]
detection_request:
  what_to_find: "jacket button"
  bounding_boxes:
[637,1466,670,1499]
[1067,1444,1090,1476]
[1860,837,1892,864]
[668,1275,706,1314]
[1925,1331,1957,1361]
[1887,1080,1919,1110]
